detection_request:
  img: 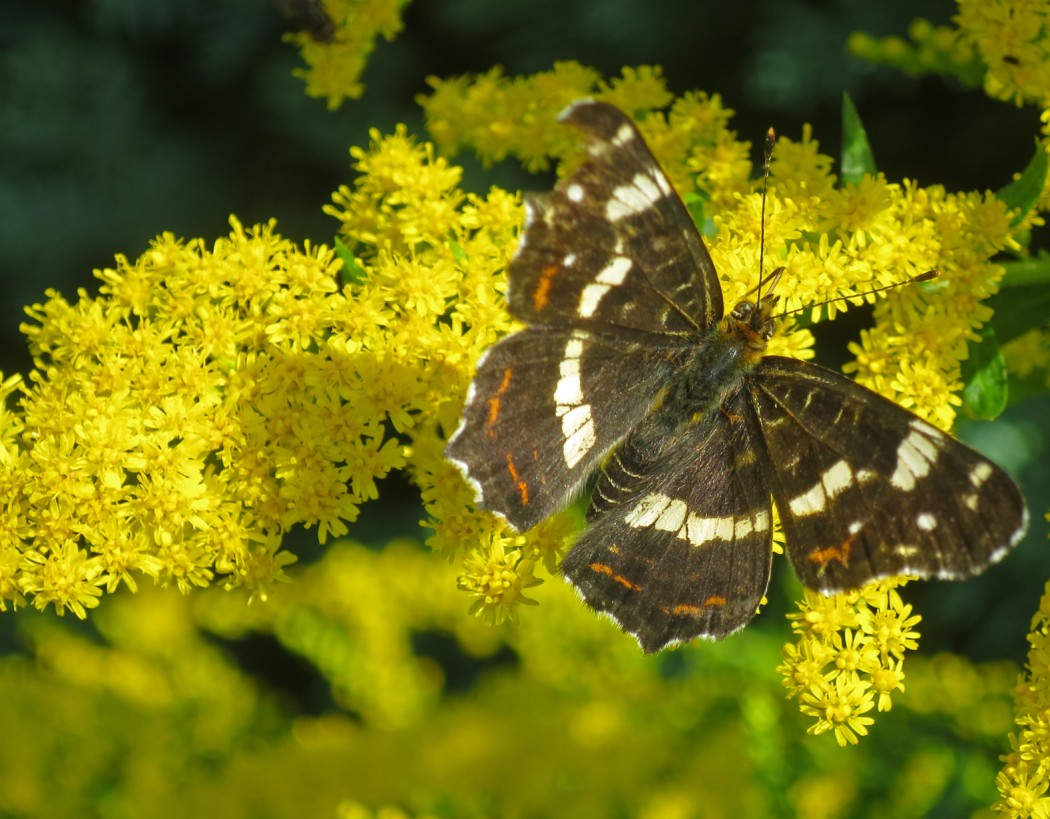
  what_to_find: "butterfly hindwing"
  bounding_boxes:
[445,326,675,530]
[508,100,722,337]
[747,356,1029,592]
[562,387,773,652]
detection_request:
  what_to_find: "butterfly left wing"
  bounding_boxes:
[448,100,719,531]
[746,355,1029,592]
[561,387,774,652]
[445,327,678,531]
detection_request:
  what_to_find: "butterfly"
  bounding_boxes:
[445,100,1029,653]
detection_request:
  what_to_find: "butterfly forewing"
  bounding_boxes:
[508,101,723,336]
[747,356,1028,591]
[448,100,719,529]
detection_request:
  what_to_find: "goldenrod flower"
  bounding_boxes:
[288,0,409,108]
[780,580,919,745]
[800,674,876,746]
[457,537,542,625]
[1004,329,1050,385]
[996,578,1050,817]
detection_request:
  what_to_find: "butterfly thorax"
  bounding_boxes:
[666,291,779,419]
[723,294,778,357]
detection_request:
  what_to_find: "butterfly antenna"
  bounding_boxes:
[777,270,940,319]
[757,127,776,303]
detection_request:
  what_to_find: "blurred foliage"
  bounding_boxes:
[0,540,1021,817]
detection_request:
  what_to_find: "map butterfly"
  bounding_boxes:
[445,100,1029,653]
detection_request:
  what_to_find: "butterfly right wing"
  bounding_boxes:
[508,100,723,337]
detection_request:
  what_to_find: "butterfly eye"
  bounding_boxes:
[731,302,754,321]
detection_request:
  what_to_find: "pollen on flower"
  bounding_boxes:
[457,538,542,626]
[800,675,876,746]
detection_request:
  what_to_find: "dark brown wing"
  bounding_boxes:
[746,355,1028,592]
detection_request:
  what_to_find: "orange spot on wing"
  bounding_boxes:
[587,562,642,592]
[505,452,529,506]
[533,264,559,312]
[666,596,726,618]
[486,368,514,436]
[530,448,547,485]
[807,536,855,568]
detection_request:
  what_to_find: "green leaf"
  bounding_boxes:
[840,93,878,185]
[449,236,469,265]
[334,237,367,286]
[960,325,1008,420]
[982,257,1050,346]
[997,139,1048,227]
[683,191,714,237]
[1000,254,1050,287]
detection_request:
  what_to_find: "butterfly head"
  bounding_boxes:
[725,265,784,355]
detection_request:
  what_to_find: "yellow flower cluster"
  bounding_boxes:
[955,0,1050,108]
[1004,328,1050,387]
[849,4,1050,110]
[845,186,1017,431]
[778,580,921,746]
[420,62,749,208]
[14,220,381,615]
[849,3,1050,212]
[5,118,567,627]
[847,19,984,89]
[7,116,537,620]
[323,124,576,625]
[995,578,1050,817]
[288,0,409,108]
